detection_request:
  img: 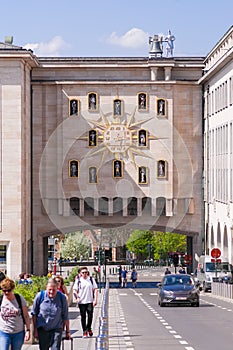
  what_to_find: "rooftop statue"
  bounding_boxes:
[149,30,175,58]
[164,30,175,57]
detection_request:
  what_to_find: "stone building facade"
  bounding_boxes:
[0,40,204,277]
[201,25,233,263]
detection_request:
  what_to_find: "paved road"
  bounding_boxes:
[22,266,233,349]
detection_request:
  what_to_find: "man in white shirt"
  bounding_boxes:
[73,267,98,338]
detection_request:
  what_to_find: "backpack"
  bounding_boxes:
[76,275,93,289]
[0,293,25,324]
[76,276,95,298]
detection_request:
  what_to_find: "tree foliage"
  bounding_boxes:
[126,230,153,256]
[61,232,91,260]
[151,231,186,261]
[126,229,186,262]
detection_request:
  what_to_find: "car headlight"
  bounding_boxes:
[163,290,173,296]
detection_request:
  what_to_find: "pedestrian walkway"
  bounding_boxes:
[22,287,132,350]
[22,291,102,350]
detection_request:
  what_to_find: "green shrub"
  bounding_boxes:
[14,276,48,306]
[67,266,79,283]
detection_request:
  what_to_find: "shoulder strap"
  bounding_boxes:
[90,276,93,285]
[0,294,3,306]
[15,293,26,324]
[39,290,44,304]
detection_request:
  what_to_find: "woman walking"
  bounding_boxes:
[0,277,31,350]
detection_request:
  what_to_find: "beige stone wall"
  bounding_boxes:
[0,50,205,276]
[31,58,204,274]
[0,62,31,278]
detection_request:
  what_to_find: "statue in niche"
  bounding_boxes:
[113,99,122,116]
[88,93,97,111]
[89,167,97,183]
[157,99,165,116]
[89,130,97,147]
[69,99,78,116]
[113,160,122,178]
[138,93,147,110]
[139,166,147,184]
[158,160,166,177]
[69,160,78,177]
[138,129,147,146]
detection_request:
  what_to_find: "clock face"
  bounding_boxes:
[103,124,132,154]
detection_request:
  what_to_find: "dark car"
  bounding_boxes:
[157,274,201,307]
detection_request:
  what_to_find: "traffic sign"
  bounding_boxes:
[184,254,192,263]
[211,248,221,259]
[211,258,221,263]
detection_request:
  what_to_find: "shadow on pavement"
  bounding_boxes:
[109,281,159,288]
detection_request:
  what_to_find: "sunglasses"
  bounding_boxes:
[81,271,88,274]
[2,289,12,293]
[55,280,61,282]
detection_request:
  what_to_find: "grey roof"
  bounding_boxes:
[0,41,23,50]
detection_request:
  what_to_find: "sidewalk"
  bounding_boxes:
[22,287,130,350]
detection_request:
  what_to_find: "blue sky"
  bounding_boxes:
[1,0,233,57]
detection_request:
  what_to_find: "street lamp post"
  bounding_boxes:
[53,238,58,276]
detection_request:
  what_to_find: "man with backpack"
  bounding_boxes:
[73,266,98,338]
[31,278,70,350]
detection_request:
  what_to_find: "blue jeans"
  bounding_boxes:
[0,330,25,350]
[37,328,63,350]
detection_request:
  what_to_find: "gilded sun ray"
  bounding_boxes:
[83,106,162,168]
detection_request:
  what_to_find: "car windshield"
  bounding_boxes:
[164,276,194,286]
[206,262,230,272]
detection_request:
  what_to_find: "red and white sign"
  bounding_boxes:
[211,258,221,263]
[211,248,221,259]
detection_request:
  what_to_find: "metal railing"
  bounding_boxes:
[212,282,233,300]
[95,278,109,349]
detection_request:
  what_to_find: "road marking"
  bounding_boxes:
[133,291,197,350]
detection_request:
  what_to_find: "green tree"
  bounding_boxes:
[61,232,91,260]
[152,231,186,262]
[126,229,153,258]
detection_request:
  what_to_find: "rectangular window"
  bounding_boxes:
[0,245,6,263]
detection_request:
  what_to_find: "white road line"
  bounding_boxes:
[133,291,196,350]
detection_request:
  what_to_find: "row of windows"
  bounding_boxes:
[68,159,167,183]
[208,122,233,203]
[207,76,233,116]
[70,197,166,216]
[69,93,167,117]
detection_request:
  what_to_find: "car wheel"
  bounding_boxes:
[191,301,199,307]
[160,302,165,307]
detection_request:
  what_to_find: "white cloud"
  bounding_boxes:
[23,36,70,56]
[106,28,148,48]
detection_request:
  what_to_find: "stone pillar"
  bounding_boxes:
[137,198,142,216]
[123,198,128,216]
[166,199,173,216]
[185,198,194,214]
[109,198,113,216]
[58,199,63,215]
[151,198,157,216]
[151,67,158,81]
[79,199,84,217]
[164,67,172,81]
[94,198,99,216]
[63,199,70,217]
